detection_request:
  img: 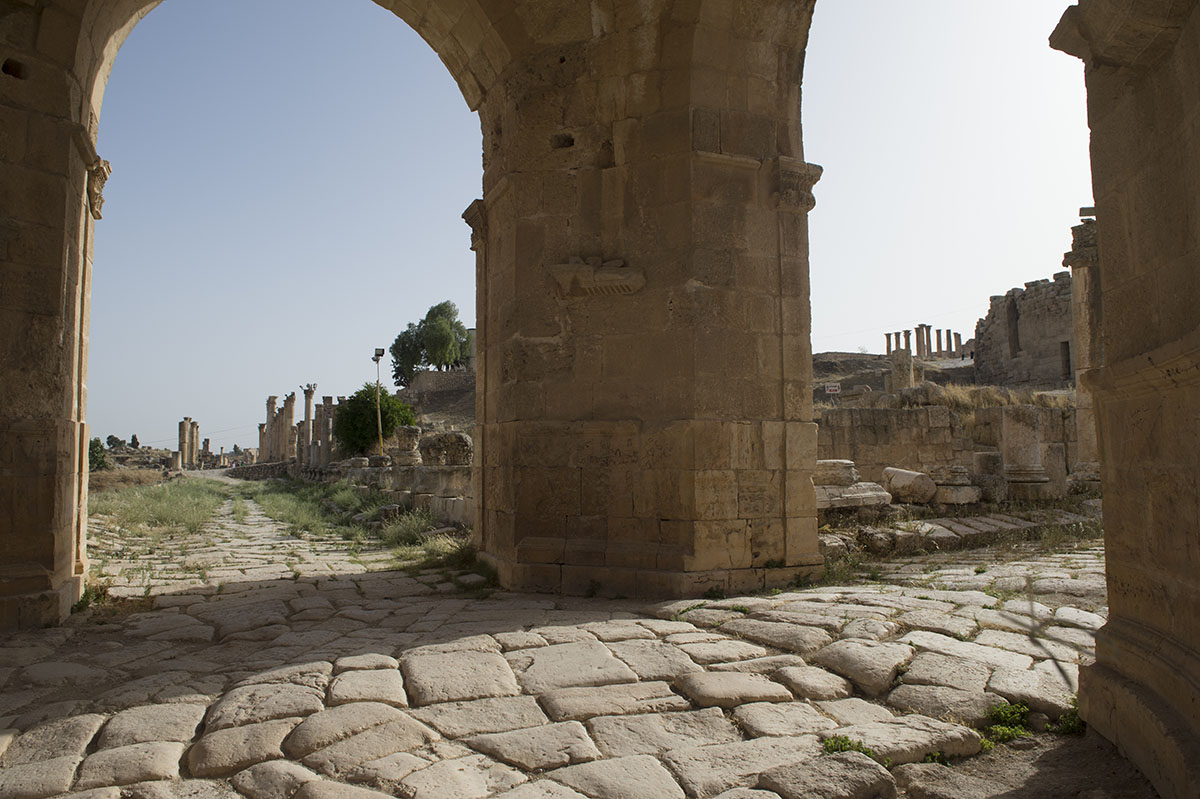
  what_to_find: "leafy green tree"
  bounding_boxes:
[333,382,417,455]
[88,437,108,471]
[105,434,124,450]
[389,301,471,387]
[390,323,425,388]
[424,316,461,369]
[130,434,140,449]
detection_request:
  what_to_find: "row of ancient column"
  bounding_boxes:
[258,393,297,463]
[307,395,340,467]
[176,417,199,469]
[257,387,345,466]
[884,326,964,359]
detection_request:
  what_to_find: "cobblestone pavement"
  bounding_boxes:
[1,514,1157,798]
[88,498,404,599]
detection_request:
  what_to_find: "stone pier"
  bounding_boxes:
[1064,208,1100,485]
[301,384,316,467]
[1000,406,1051,500]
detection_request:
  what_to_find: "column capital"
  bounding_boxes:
[774,158,823,212]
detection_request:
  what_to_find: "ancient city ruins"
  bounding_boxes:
[2,0,1199,797]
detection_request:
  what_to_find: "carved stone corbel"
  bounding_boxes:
[549,256,645,297]
[87,159,112,220]
[775,157,823,212]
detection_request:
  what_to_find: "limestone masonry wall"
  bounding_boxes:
[819,405,1079,497]
[974,272,1074,388]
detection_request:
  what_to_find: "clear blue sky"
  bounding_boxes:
[89,0,1092,453]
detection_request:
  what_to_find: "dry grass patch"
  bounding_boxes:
[89,467,165,493]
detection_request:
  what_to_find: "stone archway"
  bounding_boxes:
[0,0,518,628]
[4,1,1200,796]
[1,0,827,628]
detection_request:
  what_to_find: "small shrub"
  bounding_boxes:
[1049,697,1086,735]
[823,736,875,759]
[703,586,727,600]
[88,437,108,471]
[381,508,438,546]
[333,383,417,455]
[922,751,949,765]
[730,604,751,614]
[989,702,1030,728]
[985,702,1032,744]
[71,580,109,613]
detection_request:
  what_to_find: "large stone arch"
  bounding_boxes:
[0,0,519,628]
[1,0,827,627]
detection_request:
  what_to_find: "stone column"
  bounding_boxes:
[281,393,297,460]
[1064,211,1101,486]
[1000,405,1050,500]
[265,397,278,462]
[954,333,963,358]
[257,423,267,459]
[464,199,488,544]
[321,396,335,465]
[903,330,912,352]
[890,350,916,392]
[189,421,199,467]
[935,329,943,357]
[170,451,182,471]
[301,384,316,467]
[178,419,190,467]
[885,333,892,355]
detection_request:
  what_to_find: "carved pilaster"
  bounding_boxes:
[87,160,111,220]
[462,199,487,252]
[774,157,823,212]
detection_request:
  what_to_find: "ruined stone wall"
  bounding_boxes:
[818,405,1078,495]
[974,272,1074,388]
[817,407,973,483]
[343,463,474,527]
[227,462,291,481]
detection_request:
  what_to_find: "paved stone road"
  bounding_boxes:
[1,500,1153,799]
[89,497,403,599]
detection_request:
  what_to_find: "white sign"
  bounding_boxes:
[825,383,841,394]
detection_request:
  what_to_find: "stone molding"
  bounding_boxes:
[774,157,823,212]
[87,159,111,220]
[1051,0,1197,71]
[548,257,645,297]
[1084,319,1200,399]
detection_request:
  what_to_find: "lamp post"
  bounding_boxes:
[372,348,385,455]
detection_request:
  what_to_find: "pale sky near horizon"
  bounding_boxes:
[89,0,1092,453]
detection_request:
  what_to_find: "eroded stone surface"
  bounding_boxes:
[819,716,981,765]
[327,670,407,708]
[677,672,793,709]
[507,643,638,694]
[663,737,824,798]
[758,751,897,799]
[403,652,520,706]
[587,708,741,756]
[75,742,187,789]
[540,682,691,722]
[732,702,838,737]
[548,755,685,799]
[466,721,600,771]
[810,641,914,697]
